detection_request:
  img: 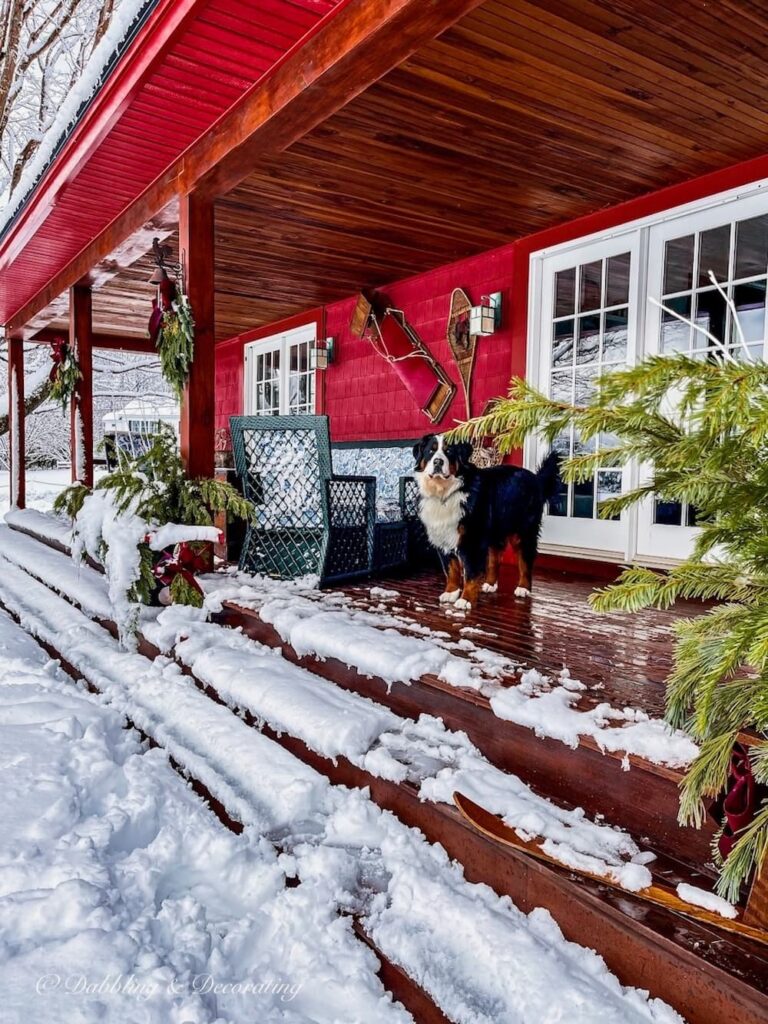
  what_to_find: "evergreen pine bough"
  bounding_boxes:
[453,353,768,899]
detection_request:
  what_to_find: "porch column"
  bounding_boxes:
[7,334,26,508]
[69,285,94,487]
[179,191,215,479]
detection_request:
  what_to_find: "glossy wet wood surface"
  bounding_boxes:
[343,562,705,720]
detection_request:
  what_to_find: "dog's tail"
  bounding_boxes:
[536,450,561,501]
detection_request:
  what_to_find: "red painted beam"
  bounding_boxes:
[7,335,26,509]
[69,286,94,488]
[31,327,155,353]
[179,191,215,478]
[184,0,488,199]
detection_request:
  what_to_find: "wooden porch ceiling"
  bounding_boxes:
[38,0,768,339]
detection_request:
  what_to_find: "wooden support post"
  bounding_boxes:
[7,334,26,508]
[179,191,215,479]
[69,285,94,487]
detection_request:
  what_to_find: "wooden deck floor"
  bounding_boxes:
[341,561,703,721]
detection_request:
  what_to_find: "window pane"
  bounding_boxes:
[290,346,298,371]
[695,289,727,347]
[574,367,598,405]
[555,268,576,318]
[655,500,682,526]
[698,224,731,286]
[573,477,595,519]
[552,319,575,367]
[660,295,691,353]
[573,430,595,456]
[664,235,694,294]
[606,253,631,306]
[553,430,572,458]
[731,280,766,345]
[550,370,572,403]
[579,260,602,312]
[575,315,600,364]
[603,308,628,362]
[597,471,622,520]
[735,214,768,280]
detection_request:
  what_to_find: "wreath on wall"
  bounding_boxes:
[147,239,195,399]
[49,337,82,412]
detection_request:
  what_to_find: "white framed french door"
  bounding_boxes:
[635,194,768,561]
[529,179,768,566]
[244,323,316,416]
[529,232,641,560]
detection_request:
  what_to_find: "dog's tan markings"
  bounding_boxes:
[482,548,501,593]
[456,576,481,611]
[445,556,462,591]
[517,550,532,591]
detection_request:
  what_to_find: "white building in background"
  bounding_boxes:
[102,399,179,465]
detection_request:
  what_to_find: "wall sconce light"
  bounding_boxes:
[469,292,502,336]
[311,337,335,370]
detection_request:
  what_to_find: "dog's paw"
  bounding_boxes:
[481,582,498,593]
[514,586,532,598]
[439,589,461,604]
[455,597,472,611]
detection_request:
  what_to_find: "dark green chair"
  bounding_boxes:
[230,415,376,584]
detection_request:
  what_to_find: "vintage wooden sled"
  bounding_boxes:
[454,791,768,947]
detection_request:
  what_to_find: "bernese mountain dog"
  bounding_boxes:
[413,434,560,610]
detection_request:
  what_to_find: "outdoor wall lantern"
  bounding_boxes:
[469,293,502,336]
[311,337,335,370]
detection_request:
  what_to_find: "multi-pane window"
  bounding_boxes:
[288,336,314,414]
[253,348,281,415]
[547,253,630,519]
[246,328,316,417]
[656,213,768,525]
[659,214,768,360]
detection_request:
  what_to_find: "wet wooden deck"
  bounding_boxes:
[341,560,703,721]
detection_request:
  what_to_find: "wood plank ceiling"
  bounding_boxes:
[49,0,768,340]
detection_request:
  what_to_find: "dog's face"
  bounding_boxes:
[413,434,473,497]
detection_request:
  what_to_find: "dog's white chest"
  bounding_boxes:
[419,490,467,553]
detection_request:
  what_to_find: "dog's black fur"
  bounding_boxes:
[412,434,560,608]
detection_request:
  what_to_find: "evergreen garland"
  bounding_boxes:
[452,354,768,899]
[169,572,204,609]
[156,288,195,399]
[49,341,82,412]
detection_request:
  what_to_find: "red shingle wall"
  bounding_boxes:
[322,243,522,442]
[214,240,527,442]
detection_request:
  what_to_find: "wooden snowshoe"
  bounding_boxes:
[453,791,768,947]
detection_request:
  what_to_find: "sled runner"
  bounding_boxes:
[453,791,768,947]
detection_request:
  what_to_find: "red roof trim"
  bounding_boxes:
[0,0,203,275]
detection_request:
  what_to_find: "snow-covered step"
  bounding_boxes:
[0,544,765,1024]
[0,523,111,619]
[0,556,329,832]
[5,507,75,552]
[0,524,655,889]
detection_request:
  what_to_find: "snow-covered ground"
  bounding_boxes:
[0,468,73,515]
[0,529,689,1023]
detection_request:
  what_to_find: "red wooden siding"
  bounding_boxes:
[323,247,520,441]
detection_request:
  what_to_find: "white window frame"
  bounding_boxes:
[527,175,768,565]
[244,323,316,417]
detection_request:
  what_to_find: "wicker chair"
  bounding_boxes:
[231,414,407,584]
